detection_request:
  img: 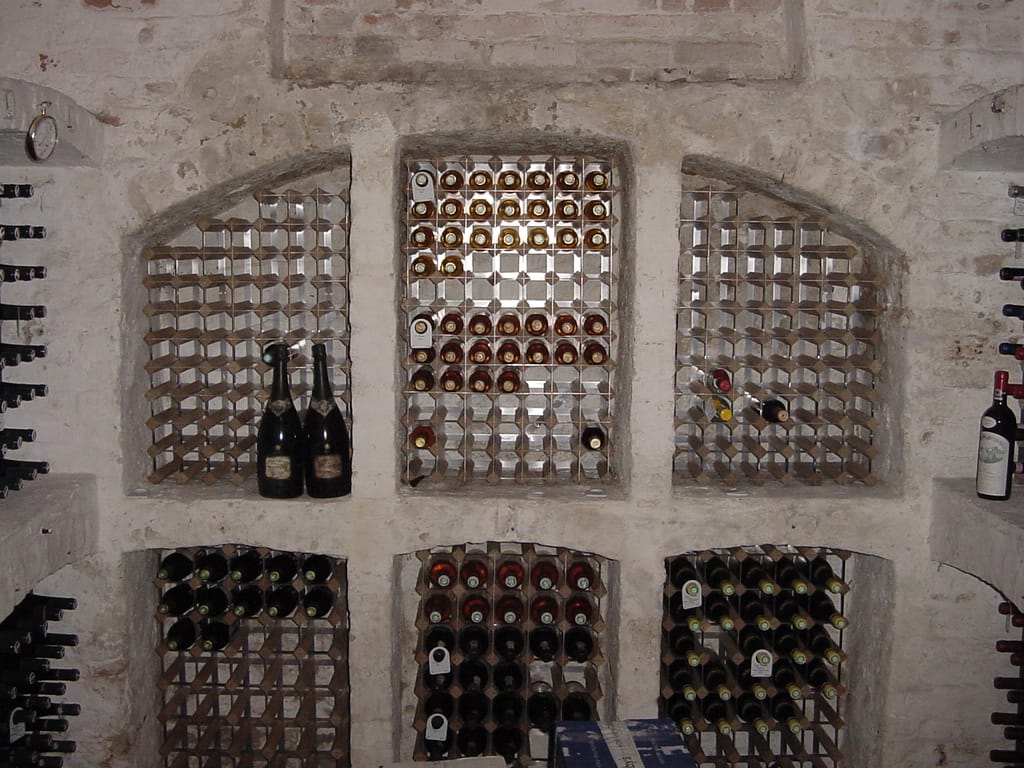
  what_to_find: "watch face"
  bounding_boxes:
[27,114,58,162]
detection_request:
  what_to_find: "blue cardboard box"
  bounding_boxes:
[553,719,697,767]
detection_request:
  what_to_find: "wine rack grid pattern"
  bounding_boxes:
[0,183,49,497]
[412,543,608,764]
[661,546,849,768]
[154,546,350,768]
[143,170,352,487]
[674,175,883,488]
[399,154,619,489]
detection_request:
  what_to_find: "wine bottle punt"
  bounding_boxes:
[529,625,560,661]
[493,659,525,693]
[977,370,1016,500]
[457,690,489,726]
[303,343,351,498]
[493,626,524,658]
[456,725,488,757]
[564,626,596,662]
[457,625,489,658]
[256,343,303,499]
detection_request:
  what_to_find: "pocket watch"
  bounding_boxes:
[26,102,58,162]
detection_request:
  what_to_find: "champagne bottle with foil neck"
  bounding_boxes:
[303,343,352,498]
[257,343,303,498]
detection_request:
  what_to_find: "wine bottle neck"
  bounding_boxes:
[271,357,292,401]
[311,352,332,401]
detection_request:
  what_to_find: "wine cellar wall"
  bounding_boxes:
[142,167,352,488]
[398,143,625,491]
[661,546,850,767]
[404,543,613,764]
[153,546,350,768]
[674,171,884,488]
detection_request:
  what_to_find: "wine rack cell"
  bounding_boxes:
[143,170,352,488]
[411,543,610,765]
[675,174,884,488]
[399,153,621,490]
[661,546,849,768]
[0,182,50,498]
[154,545,350,768]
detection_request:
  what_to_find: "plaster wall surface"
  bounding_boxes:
[0,0,1023,766]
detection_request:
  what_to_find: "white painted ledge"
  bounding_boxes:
[939,83,1024,171]
[0,474,98,617]
[931,477,1024,604]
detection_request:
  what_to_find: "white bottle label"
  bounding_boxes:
[680,580,703,609]
[977,431,1012,496]
[424,713,448,742]
[8,708,24,743]
[427,646,451,675]
[264,455,292,480]
[750,649,773,678]
[410,318,432,349]
[410,171,435,203]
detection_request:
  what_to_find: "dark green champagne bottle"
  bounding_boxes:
[303,343,351,498]
[257,343,303,498]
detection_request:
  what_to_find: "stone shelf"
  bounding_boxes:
[0,474,98,618]
[931,477,1024,605]
[939,83,1024,171]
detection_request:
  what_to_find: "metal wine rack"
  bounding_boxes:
[991,600,1024,766]
[675,175,883,488]
[660,546,850,768]
[143,170,352,487]
[154,545,350,768]
[399,153,620,489]
[411,542,610,765]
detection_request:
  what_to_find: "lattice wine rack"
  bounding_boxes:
[675,176,883,488]
[661,546,850,768]
[154,545,350,768]
[143,170,351,487]
[399,153,620,489]
[412,543,609,764]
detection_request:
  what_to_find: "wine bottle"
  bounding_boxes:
[0,265,47,282]
[457,625,489,658]
[805,592,848,630]
[806,556,846,594]
[736,693,770,736]
[493,626,524,659]
[772,659,803,700]
[199,620,232,652]
[804,625,844,666]
[456,725,488,757]
[701,697,733,735]
[230,585,263,618]
[530,595,558,626]
[0,184,33,198]
[565,595,594,626]
[497,559,525,590]
[568,560,597,591]
[409,368,434,392]
[492,692,524,727]
[426,557,457,589]
[664,694,697,735]
[738,593,771,632]
[256,343,303,498]
[0,304,45,320]
[303,586,334,619]
[565,626,596,662]
[804,658,839,700]
[703,556,736,596]
[708,368,732,393]
[977,369,1016,500]
[459,559,488,590]
[531,559,560,591]
[423,713,452,760]
[496,595,525,625]
[703,593,737,631]
[770,693,803,733]
[667,592,703,632]
[265,586,299,618]
[461,594,489,625]
[0,428,35,449]
[667,659,698,700]
[493,659,525,692]
[194,586,229,617]
[156,552,193,582]
[581,426,606,451]
[456,659,489,691]
[303,343,352,498]
[194,550,228,583]
[164,618,197,652]
[458,690,489,726]
[738,557,777,595]
[702,659,733,701]
[492,727,522,762]
[527,688,559,732]
[773,627,809,665]
[528,626,559,661]
[561,691,593,720]
[229,550,263,583]
[301,553,332,584]
[264,553,298,584]
[774,557,809,595]
[157,584,194,617]
[667,625,706,667]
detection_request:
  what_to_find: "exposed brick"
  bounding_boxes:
[489,40,579,68]
[578,40,676,68]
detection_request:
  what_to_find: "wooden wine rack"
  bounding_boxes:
[411,542,609,765]
[399,152,621,490]
[142,171,352,487]
[154,546,350,768]
[660,545,849,768]
[675,175,883,488]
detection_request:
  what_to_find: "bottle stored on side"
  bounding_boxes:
[977,370,1016,500]
[257,344,304,499]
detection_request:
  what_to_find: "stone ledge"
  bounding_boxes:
[931,476,1024,604]
[0,474,99,617]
